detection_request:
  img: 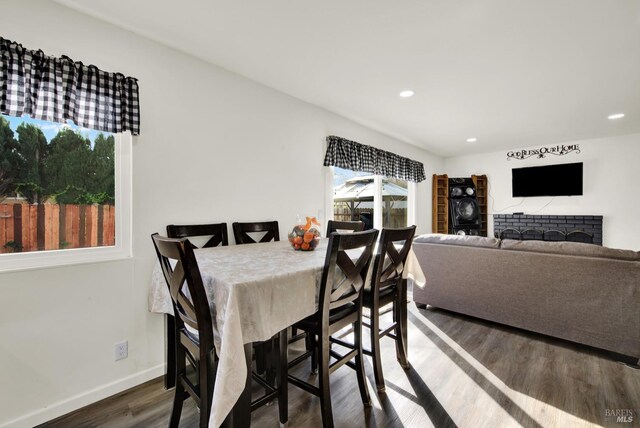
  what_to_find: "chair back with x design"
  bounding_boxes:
[320,229,379,313]
[232,221,280,244]
[372,226,417,297]
[326,220,365,236]
[166,223,228,248]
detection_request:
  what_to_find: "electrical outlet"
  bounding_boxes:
[115,340,128,361]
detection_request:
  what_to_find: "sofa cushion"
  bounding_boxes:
[500,239,640,261]
[413,233,500,249]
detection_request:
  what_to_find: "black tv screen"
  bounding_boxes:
[512,162,583,197]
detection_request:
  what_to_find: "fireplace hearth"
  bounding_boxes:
[493,214,602,246]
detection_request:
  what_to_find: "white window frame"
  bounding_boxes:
[0,132,133,272]
[326,167,416,229]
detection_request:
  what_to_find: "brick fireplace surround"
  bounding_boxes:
[493,214,603,246]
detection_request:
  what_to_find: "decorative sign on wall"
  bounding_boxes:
[507,144,580,160]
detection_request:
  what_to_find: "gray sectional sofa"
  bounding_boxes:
[412,234,640,362]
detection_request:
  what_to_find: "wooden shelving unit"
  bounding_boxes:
[432,174,488,237]
[432,174,448,234]
[471,174,488,237]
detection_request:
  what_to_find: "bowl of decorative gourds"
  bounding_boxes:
[288,217,321,251]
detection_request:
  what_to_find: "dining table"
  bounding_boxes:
[148,237,426,427]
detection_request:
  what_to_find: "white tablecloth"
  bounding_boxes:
[148,239,425,427]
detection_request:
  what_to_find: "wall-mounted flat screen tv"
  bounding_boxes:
[512,162,583,197]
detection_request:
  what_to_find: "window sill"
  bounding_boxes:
[0,246,132,273]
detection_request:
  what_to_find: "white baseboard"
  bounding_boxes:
[0,364,165,428]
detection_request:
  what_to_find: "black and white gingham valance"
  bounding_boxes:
[0,37,140,135]
[323,135,426,182]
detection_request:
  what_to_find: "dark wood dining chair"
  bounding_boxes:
[151,234,219,428]
[152,234,288,428]
[326,220,365,236]
[232,221,280,244]
[166,223,228,247]
[163,223,228,390]
[287,229,379,428]
[290,220,363,346]
[232,220,282,376]
[362,225,416,392]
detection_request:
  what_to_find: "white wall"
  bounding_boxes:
[0,1,443,426]
[444,133,640,250]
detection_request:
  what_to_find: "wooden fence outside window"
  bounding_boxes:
[0,203,115,253]
[333,206,407,229]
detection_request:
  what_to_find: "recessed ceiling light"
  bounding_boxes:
[466,137,477,143]
[399,90,414,98]
[608,113,625,120]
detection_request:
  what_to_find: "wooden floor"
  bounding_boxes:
[41,304,640,428]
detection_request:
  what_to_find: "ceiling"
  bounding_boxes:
[54,0,640,157]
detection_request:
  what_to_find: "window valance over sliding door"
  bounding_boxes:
[0,37,140,135]
[323,135,425,182]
